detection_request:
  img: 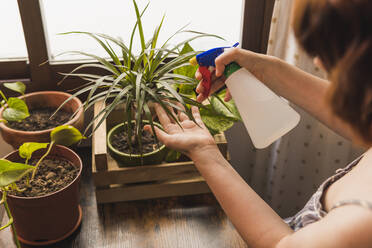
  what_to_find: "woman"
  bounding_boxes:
[145,0,372,247]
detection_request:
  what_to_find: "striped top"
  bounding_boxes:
[285,155,372,231]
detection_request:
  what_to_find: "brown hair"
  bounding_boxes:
[292,0,372,143]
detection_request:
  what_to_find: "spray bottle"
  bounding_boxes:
[190,43,300,149]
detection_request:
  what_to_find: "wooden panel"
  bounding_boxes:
[242,0,275,53]
[17,0,54,91]
[95,177,210,204]
[93,160,200,186]
[92,101,108,171]
[0,60,29,80]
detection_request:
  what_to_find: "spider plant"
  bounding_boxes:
[57,0,223,155]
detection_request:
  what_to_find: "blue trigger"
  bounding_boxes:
[195,42,240,67]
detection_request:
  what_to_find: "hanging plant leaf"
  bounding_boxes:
[50,125,85,146]
[19,142,49,161]
[0,159,34,187]
[2,97,30,122]
[215,89,242,120]
[3,81,26,95]
[200,105,235,135]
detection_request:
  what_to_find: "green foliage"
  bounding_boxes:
[57,0,223,152]
[200,90,241,134]
[19,142,49,161]
[173,43,198,97]
[0,81,29,123]
[0,160,33,187]
[2,97,30,122]
[3,82,26,95]
[51,125,85,146]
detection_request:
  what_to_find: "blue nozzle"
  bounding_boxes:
[195,42,239,67]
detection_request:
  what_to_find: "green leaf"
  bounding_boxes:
[2,97,30,122]
[214,89,242,121]
[3,81,26,95]
[200,106,235,134]
[19,142,49,161]
[174,43,198,77]
[50,125,85,146]
[0,159,34,187]
[165,150,181,162]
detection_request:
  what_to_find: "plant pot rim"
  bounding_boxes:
[0,91,83,135]
[4,144,83,200]
[107,121,166,158]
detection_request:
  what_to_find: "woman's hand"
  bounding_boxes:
[196,48,269,103]
[144,104,218,159]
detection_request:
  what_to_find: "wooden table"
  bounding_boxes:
[0,147,247,248]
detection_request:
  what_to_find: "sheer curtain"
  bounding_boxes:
[236,0,364,218]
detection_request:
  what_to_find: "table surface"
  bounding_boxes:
[0,147,247,248]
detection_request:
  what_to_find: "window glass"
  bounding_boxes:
[41,0,243,61]
[0,0,28,59]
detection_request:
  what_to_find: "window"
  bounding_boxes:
[42,0,243,61]
[0,0,275,91]
[0,0,28,59]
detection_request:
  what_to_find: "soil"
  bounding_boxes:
[111,127,162,154]
[9,157,79,197]
[7,108,72,131]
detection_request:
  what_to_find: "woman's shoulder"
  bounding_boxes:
[323,149,372,212]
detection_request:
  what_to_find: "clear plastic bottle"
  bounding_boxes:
[224,63,301,149]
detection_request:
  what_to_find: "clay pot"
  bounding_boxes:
[4,145,82,246]
[107,121,167,167]
[0,91,84,149]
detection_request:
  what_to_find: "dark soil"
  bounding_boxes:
[7,108,71,131]
[9,157,79,197]
[111,127,162,154]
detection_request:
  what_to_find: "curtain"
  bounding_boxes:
[242,0,364,218]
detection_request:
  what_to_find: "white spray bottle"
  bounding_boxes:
[190,43,300,149]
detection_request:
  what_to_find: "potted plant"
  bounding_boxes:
[57,0,224,166]
[0,125,85,247]
[0,81,84,149]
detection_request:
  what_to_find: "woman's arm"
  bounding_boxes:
[197,48,357,143]
[148,105,372,248]
[147,105,294,247]
[148,105,372,247]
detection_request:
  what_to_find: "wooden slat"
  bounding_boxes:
[0,60,29,80]
[17,0,54,91]
[93,101,108,170]
[241,0,275,53]
[95,177,210,203]
[93,160,200,186]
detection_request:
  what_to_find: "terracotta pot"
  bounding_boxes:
[4,145,83,246]
[107,121,167,167]
[0,91,84,149]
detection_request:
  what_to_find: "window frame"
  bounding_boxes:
[0,0,275,92]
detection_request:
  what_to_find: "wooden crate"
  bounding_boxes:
[92,101,228,204]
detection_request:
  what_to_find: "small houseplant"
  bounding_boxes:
[0,125,85,247]
[0,82,84,148]
[57,0,223,166]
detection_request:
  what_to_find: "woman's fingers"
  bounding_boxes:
[144,125,170,145]
[224,89,232,102]
[175,103,189,122]
[154,104,173,131]
[191,106,205,127]
[215,48,239,77]
[196,74,226,102]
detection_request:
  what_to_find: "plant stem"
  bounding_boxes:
[31,141,55,181]
[0,90,8,104]
[1,190,21,248]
